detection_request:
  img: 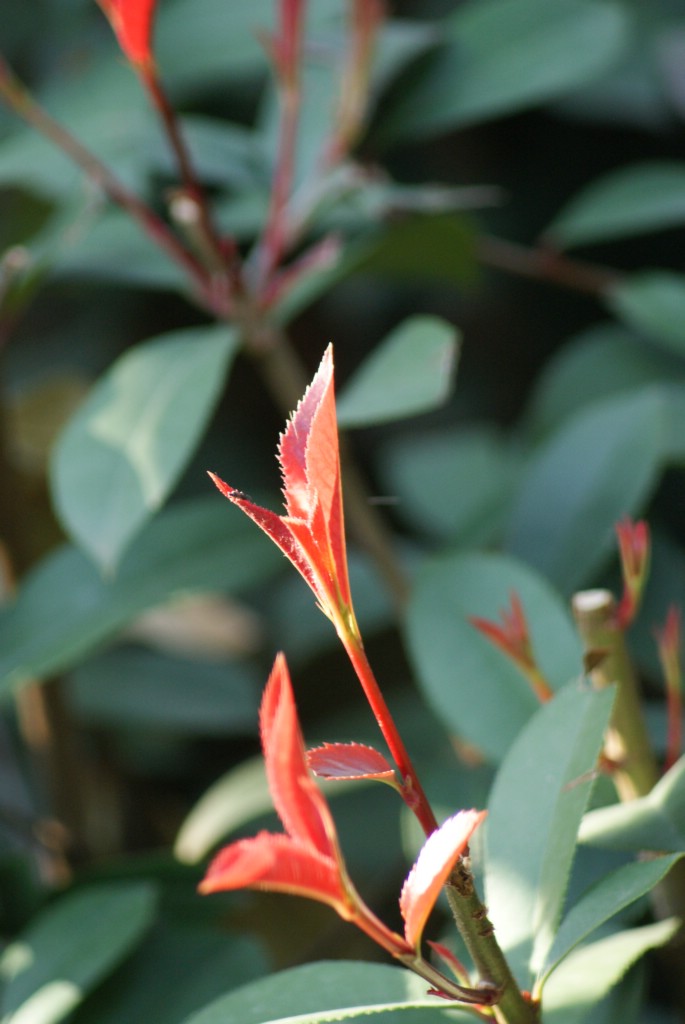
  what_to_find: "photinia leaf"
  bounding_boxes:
[605,271,685,356]
[179,960,470,1024]
[98,0,158,66]
[484,681,615,987]
[541,919,680,1024]
[51,325,238,573]
[537,854,683,990]
[307,743,397,784]
[544,162,685,249]
[0,882,157,1024]
[400,810,486,948]
[336,316,459,428]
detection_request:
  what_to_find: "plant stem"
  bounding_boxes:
[571,588,657,800]
[477,234,620,296]
[446,860,539,1024]
[0,56,221,313]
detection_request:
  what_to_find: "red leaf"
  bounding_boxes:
[400,810,486,948]
[307,742,397,784]
[97,0,157,66]
[260,654,338,858]
[199,831,347,909]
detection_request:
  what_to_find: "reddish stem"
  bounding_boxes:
[341,631,438,836]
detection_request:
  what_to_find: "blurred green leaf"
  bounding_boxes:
[606,271,685,356]
[524,323,683,439]
[72,922,266,1024]
[181,961,468,1024]
[67,646,260,735]
[405,551,582,763]
[579,756,685,852]
[544,162,685,249]
[0,498,281,698]
[50,325,238,572]
[538,854,682,988]
[336,316,459,427]
[542,919,680,1024]
[484,682,614,986]
[378,425,520,543]
[506,388,668,594]
[382,0,629,140]
[0,882,157,1024]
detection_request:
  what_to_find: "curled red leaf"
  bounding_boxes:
[97,0,157,67]
[307,742,398,785]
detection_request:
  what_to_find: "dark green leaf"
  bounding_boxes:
[382,0,629,140]
[67,646,260,735]
[545,162,685,248]
[51,326,238,572]
[0,882,157,1023]
[606,271,685,356]
[484,682,615,986]
[181,961,469,1024]
[538,854,682,988]
[0,498,282,698]
[405,551,581,762]
[336,316,459,427]
[378,426,520,543]
[506,388,668,594]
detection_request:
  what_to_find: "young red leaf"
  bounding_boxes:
[307,742,398,785]
[400,810,486,949]
[615,518,650,629]
[97,0,157,67]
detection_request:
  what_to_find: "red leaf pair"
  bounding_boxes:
[209,345,355,639]
[97,0,157,67]
[200,654,485,960]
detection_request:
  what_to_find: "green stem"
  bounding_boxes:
[446,860,539,1024]
[571,588,657,800]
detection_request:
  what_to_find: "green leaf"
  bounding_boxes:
[544,162,685,249]
[382,0,629,140]
[377,426,520,543]
[0,882,157,1024]
[606,271,685,356]
[180,961,469,1024]
[67,647,260,736]
[405,552,582,762]
[506,388,668,594]
[0,498,281,698]
[539,854,682,988]
[484,682,615,986]
[542,919,680,1024]
[336,316,459,427]
[50,325,239,572]
[71,923,267,1024]
[524,323,681,439]
[579,755,685,852]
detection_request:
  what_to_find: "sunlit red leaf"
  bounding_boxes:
[97,0,157,66]
[199,831,347,909]
[400,810,486,948]
[307,742,398,784]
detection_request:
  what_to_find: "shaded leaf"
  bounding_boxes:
[0,498,282,698]
[382,0,629,140]
[579,755,685,852]
[51,325,238,571]
[307,743,396,783]
[484,682,615,986]
[406,551,581,762]
[606,271,685,356]
[545,162,685,249]
[505,388,668,594]
[180,961,469,1024]
[538,854,682,988]
[542,919,680,1024]
[336,316,459,428]
[0,883,157,1024]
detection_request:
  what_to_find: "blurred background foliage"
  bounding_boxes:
[1,0,685,1020]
